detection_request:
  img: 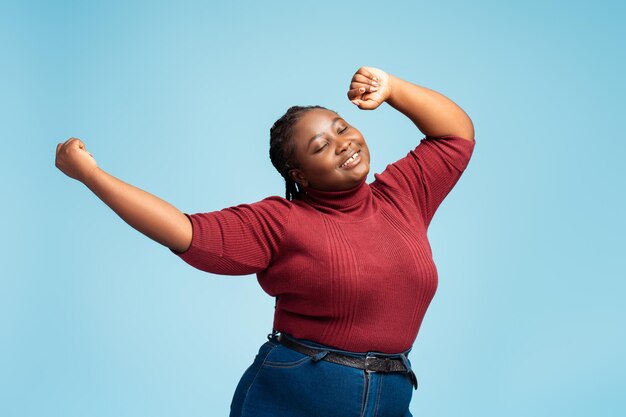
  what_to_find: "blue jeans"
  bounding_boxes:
[230,333,416,417]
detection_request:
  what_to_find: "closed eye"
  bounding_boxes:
[314,143,328,153]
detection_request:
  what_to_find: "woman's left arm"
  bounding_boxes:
[348,67,475,141]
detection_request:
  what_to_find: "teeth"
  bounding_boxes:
[341,152,359,167]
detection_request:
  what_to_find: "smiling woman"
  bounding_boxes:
[55,66,475,417]
[285,107,371,191]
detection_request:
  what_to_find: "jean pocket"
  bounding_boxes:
[261,344,314,369]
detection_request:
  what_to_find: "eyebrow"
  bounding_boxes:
[307,117,342,150]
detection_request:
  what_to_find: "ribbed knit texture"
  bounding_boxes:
[172,135,475,353]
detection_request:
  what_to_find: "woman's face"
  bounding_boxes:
[288,108,370,192]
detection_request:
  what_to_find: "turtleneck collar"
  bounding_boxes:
[300,178,377,219]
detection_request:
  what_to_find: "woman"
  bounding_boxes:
[55,66,475,417]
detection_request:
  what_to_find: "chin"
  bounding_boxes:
[357,165,370,179]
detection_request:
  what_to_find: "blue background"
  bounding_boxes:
[2,0,625,416]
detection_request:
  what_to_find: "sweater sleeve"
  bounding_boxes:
[170,196,292,276]
[371,135,475,228]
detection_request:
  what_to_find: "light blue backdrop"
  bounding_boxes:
[2,0,625,416]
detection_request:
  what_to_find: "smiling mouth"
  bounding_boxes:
[339,151,360,169]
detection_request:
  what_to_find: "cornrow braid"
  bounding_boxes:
[269,105,331,201]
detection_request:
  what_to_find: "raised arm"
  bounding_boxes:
[347,67,475,141]
[55,138,192,253]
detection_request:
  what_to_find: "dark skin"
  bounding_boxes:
[288,109,371,192]
[55,66,473,253]
[287,66,473,193]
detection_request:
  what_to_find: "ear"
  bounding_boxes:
[288,169,309,188]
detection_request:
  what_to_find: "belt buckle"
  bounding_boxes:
[364,354,375,373]
[365,354,383,373]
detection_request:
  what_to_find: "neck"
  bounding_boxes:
[300,179,375,218]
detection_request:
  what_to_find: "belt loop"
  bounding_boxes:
[312,351,329,362]
[399,353,411,373]
[409,369,418,390]
[399,353,418,390]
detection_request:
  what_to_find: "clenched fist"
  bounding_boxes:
[55,138,98,183]
[347,66,392,110]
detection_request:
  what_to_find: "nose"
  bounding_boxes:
[336,136,352,154]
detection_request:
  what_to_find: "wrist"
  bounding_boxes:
[81,165,103,188]
[385,74,403,107]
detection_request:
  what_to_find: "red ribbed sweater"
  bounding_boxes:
[172,135,475,353]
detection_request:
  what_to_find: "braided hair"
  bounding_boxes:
[269,105,333,201]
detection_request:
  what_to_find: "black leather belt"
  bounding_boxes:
[277,333,409,373]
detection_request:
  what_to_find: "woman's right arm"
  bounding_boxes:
[55,137,192,253]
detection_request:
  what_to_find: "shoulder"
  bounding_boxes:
[371,135,476,186]
[417,135,476,171]
[368,135,476,226]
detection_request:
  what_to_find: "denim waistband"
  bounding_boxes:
[269,332,418,390]
[270,332,413,359]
